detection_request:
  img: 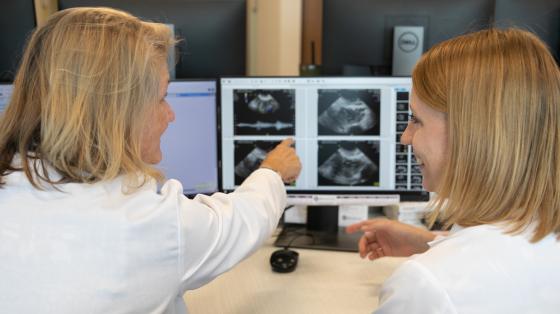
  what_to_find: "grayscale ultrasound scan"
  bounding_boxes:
[233,89,295,136]
[317,89,380,135]
[234,140,280,185]
[248,93,280,113]
[318,141,380,186]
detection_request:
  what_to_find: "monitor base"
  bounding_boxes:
[274,223,361,252]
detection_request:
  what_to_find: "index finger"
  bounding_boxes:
[279,138,295,147]
[346,221,366,234]
[358,235,368,258]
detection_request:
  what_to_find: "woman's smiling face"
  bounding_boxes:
[400,90,448,192]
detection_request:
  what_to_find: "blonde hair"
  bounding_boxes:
[0,7,175,188]
[413,28,560,242]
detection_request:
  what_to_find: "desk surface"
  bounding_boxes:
[183,234,405,314]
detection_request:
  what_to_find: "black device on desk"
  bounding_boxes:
[270,248,299,273]
[218,77,429,252]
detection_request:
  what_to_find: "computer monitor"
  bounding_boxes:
[220,77,427,251]
[0,83,14,112]
[322,0,494,75]
[58,0,246,78]
[0,2,36,82]
[159,80,219,196]
[0,81,218,196]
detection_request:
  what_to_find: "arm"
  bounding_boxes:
[175,139,301,290]
[175,169,284,290]
[346,219,437,260]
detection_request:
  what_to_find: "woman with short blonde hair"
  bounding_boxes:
[348,28,560,313]
[0,7,301,313]
[415,28,560,242]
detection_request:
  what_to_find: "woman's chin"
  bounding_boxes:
[421,179,434,193]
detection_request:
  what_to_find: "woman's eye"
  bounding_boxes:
[408,114,419,124]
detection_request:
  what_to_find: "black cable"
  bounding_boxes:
[278,205,321,249]
[278,226,317,250]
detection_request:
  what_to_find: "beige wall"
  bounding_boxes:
[34,0,58,27]
[246,0,303,76]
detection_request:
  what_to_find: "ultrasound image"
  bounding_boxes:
[318,141,380,186]
[249,93,280,113]
[234,89,295,135]
[317,89,380,135]
[234,140,280,185]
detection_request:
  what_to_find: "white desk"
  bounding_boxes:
[183,234,405,314]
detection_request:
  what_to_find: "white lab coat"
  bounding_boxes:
[0,163,286,314]
[375,224,560,314]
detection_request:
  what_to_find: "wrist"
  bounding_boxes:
[259,165,280,175]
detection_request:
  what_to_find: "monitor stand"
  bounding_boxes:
[274,206,362,252]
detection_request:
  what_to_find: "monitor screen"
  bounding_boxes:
[219,77,428,202]
[0,84,14,112]
[58,0,246,78]
[159,80,219,196]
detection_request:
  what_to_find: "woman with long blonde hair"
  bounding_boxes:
[0,7,300,313]
[348,28,560,313]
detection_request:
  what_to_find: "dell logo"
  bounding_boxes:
[398,32,419,53]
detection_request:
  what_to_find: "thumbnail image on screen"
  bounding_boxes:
[234,140,280,185]
[317,140,380,186]
[317,89,380,136]
[233,89,295,135]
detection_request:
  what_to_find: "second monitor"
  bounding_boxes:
[159,80,219,196]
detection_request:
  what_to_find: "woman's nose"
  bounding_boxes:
[167,103,176,122]
[400,123,413,145]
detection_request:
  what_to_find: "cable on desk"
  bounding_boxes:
[278,225,318,250]
[277,205,295,228]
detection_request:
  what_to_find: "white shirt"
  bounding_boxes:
[375,224,560,314]
[0,166,286,314]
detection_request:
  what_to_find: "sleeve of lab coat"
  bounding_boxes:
[161,168,286,291]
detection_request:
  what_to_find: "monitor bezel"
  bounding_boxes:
[218,75,430,202]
